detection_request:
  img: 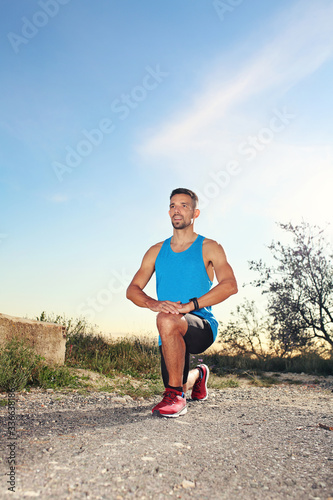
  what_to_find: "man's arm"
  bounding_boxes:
[126,243,183,314]
[178,239,238,314]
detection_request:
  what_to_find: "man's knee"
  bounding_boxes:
[156,312,177,330]
[156,312,187,334]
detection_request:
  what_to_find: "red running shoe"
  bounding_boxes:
[191,364,210,400]
[152,389,187,418]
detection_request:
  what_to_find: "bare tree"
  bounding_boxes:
[219,299,274,359]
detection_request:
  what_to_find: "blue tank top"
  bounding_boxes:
[155,234,218,345]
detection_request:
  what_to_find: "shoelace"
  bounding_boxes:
[192,377,203,394]
[161,391,179,405]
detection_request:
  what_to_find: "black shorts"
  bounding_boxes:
[159,313,214,387]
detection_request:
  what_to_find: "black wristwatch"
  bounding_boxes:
[189,297,200,311]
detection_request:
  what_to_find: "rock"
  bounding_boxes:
[112,397,128,404]
[182,480,195,489]
[0,312,66,365]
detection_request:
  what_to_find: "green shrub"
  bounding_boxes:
[283,352,333,375]
[190,350,333,376]
[33,365,79,389]
[65,333,160,379]
[0,337,42,391]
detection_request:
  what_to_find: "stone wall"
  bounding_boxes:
[0,313,66,365]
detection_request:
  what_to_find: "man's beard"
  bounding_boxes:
[171,218,191,229]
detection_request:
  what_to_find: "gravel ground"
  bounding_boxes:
[0,377,332,499]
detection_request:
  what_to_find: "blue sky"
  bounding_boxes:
[1,0,332,337]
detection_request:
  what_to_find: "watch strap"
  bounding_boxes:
[189,297,200,311]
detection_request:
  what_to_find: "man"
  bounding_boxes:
[126,188,237,417]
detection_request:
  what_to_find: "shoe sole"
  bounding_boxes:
[152,406,187,418]
[192,364,210,401]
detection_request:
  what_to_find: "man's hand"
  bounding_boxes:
[145,299,184,314]
[177,302,195,314]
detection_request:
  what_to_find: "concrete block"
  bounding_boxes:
[0,313,66,365]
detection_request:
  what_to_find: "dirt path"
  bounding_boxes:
[0,381,332,499]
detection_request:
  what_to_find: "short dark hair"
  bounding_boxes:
[170,188,198,209]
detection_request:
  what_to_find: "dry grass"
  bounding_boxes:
[1,333,332,396]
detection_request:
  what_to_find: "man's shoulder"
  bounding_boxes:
[145,240,165,259]
[150,240,164,252]
[202,237,226,257]
[202,237,220,248]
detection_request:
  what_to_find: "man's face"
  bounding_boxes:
[169,194,198,229]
